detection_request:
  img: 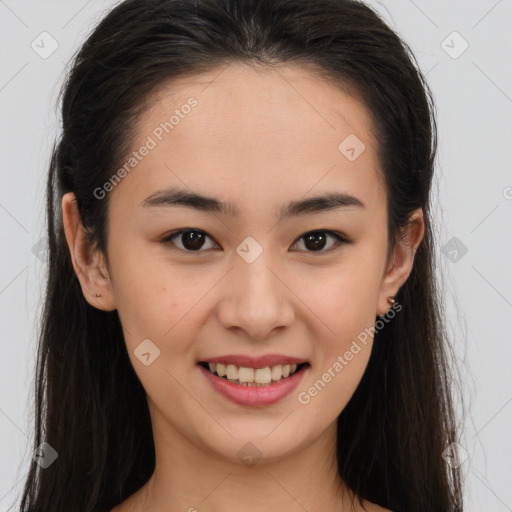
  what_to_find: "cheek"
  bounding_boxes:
[294,272,378,423]
[110,246,213,362]
[303,258,383,347]
[107,239,176,343]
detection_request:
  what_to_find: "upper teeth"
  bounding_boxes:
[207,362,299,384]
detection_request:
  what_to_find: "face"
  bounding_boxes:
[66,62,421,466]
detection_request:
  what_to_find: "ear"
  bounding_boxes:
[62,192,117,311]
[376,208,425,316]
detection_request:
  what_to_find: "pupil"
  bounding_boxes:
[305,232,326,251]
[182,231,205,250]
[180,231,327,251]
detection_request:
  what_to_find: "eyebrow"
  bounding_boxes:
[140,186,365,221]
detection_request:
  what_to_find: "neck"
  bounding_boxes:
[129,414,360,512]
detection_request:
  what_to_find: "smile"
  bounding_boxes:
[197,357,310,406]
[199,361,308,387]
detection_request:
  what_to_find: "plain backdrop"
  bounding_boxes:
[0,0,511,510]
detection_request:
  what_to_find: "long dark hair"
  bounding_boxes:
[17,0,464,510]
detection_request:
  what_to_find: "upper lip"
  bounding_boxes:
[199,354,308,368]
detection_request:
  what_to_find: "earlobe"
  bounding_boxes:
[376,208,425,316]
[61,192,117,312]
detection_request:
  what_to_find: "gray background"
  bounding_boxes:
[1,0,511,510]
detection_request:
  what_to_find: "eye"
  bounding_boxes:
[291,230,350,253]
[162,229,219,252]
[161,228,350,254]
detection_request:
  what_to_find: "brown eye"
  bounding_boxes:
[162,229,218,252]
[161,229,350,254]
[292,230,349,253]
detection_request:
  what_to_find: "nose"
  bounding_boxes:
[216,252,295,340]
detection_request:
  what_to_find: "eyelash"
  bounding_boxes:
[161,229,351,255]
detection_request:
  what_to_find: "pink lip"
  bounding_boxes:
[198,364,308,406]
[200,354,307,368]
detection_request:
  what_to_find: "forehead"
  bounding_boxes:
[109,62,385,219]
[142,61,377,149]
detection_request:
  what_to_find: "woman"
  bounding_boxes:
[19,0,464,510]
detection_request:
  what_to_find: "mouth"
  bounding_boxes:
[198,361,309,387]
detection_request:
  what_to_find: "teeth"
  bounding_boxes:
[271,365,282,381]
[238,367,254,383]
[254,367,272,384]
[204,362,303,385]
[226,364,238,380]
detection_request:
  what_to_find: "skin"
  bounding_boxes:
[62,62,424,512]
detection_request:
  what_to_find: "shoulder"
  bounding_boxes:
[361,499,394,512]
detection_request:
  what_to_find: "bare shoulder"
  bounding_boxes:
[109,494,392,512]
[361,499,393,512]
[109,481,150,512]
[109,504,128,512]
[109,496,136,512]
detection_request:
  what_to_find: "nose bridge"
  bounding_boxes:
[234,240,283,310]
[237,250,279,301]
[217,237,294,338]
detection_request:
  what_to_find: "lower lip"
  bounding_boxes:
[199,364,308,406]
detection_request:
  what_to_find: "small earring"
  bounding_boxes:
[95,293,102,298]
[387,296,395,304]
